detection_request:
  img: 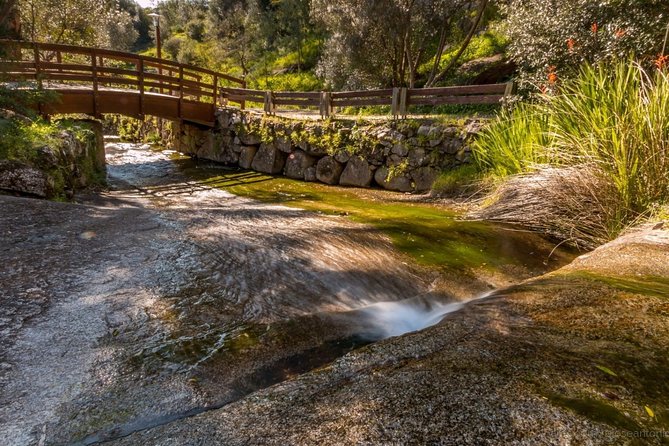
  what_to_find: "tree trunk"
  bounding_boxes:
[426,0,488,87]
[0,0,21,59]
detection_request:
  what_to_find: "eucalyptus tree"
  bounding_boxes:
[312,0,471,89]
[19,0,137,50]
[501,0,669,89]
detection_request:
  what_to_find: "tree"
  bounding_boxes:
[209,0,268,77]
[0,0,21,40]
[501,0,669,90]
[19,0,137,50]
[312,0,472,89]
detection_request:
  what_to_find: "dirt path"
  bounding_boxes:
[0,142,587,445]
[0,143,445,445]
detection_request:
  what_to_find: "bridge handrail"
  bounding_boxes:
[0,39,246,116]
[0,40,246,85]
[221,82,514,118]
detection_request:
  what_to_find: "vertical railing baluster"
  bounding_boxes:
[138,58,145,118]
[91,50,99,117]
[178,65,184,121]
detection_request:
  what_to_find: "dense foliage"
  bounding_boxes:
[473,61,669,237]
[502,0,669,90]
[18,0,139,50]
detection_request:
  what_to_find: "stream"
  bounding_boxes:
[0,140,574,445]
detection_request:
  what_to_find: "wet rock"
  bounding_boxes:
[411,167,438,192]
[34,146,60,169]
[374,166,413,192]
[334,151,351,164]
[304,166,317,182]
[316,156,344,185]
[417,125,431,137]
[284,150,316,180]
[105,143,124,154]
[304,144,328,158]
[391,143,409,157]
[455,148,470,163]
[441,139,463,155]
[339,157,373,188]
[387,154,405,167]
[275,137,293,153]
[251,143,287,174]
[238,130,261,146]
[239,146,258,169]
[407,148,428,168]
[0,160,53,197]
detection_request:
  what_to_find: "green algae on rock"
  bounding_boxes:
[175,162,576,294]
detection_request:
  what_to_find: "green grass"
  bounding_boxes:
[472,60,669,240]
[432,165,488,197]
[418,30,510,83]
[177,163,573,275]
[250,72,323,92]
[0,118,63,162]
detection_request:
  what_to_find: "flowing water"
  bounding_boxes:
[0,139,575,445]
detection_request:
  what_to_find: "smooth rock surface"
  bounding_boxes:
[284,150,316,180]
[251,143,287,174]
[0,160,53,197]
[339,156,373,188]
[374,166,413,192]
[315,156,343,185]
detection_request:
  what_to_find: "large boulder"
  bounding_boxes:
[0,160,54,198]
[251,143,287,174]
[411,166,438,192]
[237,129,262,146]
[315,156,344,185]
[284,150,316,180]
[239,146,258,169]
[374,166,413,192]
[304,166,317,182]
[339,156,373,188]
[275,137,293,153]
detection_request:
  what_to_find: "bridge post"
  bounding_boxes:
[213,74,219,109]
[320,92,332,118]
[263,91,275,115]
[32,43,43,115]
[391,88,399,118]
[399,87,408,119]
[138,58,145,118]
[240,79,247,110]
[178,66,183,121]
[91,50,100,117]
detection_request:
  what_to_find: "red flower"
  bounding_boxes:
[655,54,669,70]
[566,38,576,51]
[547,66,558,85]
[591,23,598,34]
[614,29,626,38]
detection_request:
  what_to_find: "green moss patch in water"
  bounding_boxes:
[544,391,642,433]
[557,272,669,299]
[175,164,574,276]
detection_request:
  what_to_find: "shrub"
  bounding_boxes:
[501,0,668,89]
[473,60,669,241]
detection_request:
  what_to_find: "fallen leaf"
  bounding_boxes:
[645,405,655,418]
[595,365,618,377]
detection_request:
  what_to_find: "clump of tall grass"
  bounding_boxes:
[472,60,669,244]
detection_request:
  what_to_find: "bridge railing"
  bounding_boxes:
[221,82,514,119]
[0,40,246,117]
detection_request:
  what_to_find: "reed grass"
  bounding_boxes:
[472,60,669,244]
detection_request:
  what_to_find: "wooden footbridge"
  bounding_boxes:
[0,40,513,126]
[0,40,245,126]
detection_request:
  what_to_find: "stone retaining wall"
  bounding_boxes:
[171,108,482,192]
[0,118,106,199]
